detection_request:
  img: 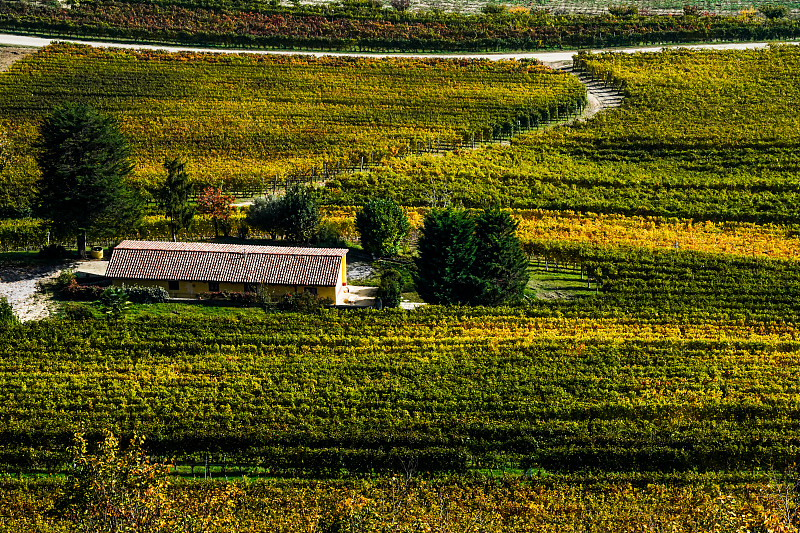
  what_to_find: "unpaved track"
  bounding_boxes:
[0,46,35,71]
[0,33,790,63]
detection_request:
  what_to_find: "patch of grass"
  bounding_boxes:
[400,290,425,304]
[526,264,597,300]
[0,250,52,266]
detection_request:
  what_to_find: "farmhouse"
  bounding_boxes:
[106,240,349,304]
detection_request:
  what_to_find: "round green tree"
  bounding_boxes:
[246,193,286,240]
[282,185,320,243]
[355,198,411,257]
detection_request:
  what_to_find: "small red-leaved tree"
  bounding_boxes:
[197,186,234,238]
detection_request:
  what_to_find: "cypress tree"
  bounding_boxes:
[155,157,195,242]
[473,208,529,305]
[415,208,479,305]
[36,103,141,257]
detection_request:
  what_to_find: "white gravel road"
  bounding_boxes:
[0,33,792,64]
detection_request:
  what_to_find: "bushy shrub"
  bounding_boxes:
[198,291,258,305]
[608,4,639,16]
[61,303,94,320]
[53,269,76,292]
[61,280,105,301]
[682,4,699,16]
[481,3,507,14]
[377,268,403,308]
[198,291,227,301]
[230,291,258,305]
[123,285,168,304]
[98,287,132,319]
[758,3,789,18]
[39,244,69,261]
[278,291,333,312]
[0,296,18,326]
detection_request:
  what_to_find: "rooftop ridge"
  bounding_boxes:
[115,240,348,257]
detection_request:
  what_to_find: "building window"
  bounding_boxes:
[168,280,179,291]
[305,286,318,295]
[208,281,220,292]
[244,283,257,293]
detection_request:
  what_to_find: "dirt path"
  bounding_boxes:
[557,65,625,121]
[0,45,35,71]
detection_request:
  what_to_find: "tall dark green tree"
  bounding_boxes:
[36,103,141,257]
[155,157,195,242]
[355,198,410,257]
[282,184,320,243]
[473,208,529,305]
[415,208,479,305]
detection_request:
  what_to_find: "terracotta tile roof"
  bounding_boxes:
[107,240,347,287]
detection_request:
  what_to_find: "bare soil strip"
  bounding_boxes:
[0,46,35,72]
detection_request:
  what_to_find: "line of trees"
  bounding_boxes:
[352,198,529,307]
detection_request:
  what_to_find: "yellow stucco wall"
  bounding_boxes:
[112,279,168,291]
[113,278,345,303]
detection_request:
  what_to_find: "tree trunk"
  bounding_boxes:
[212,217,219,238]
[171,221,177,242]
[77,231,87,259]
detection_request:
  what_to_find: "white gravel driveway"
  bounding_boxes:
[0,264,67,322]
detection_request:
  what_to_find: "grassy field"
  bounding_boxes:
[526,264,597,299]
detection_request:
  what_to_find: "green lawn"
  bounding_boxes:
[526,264,597,299]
